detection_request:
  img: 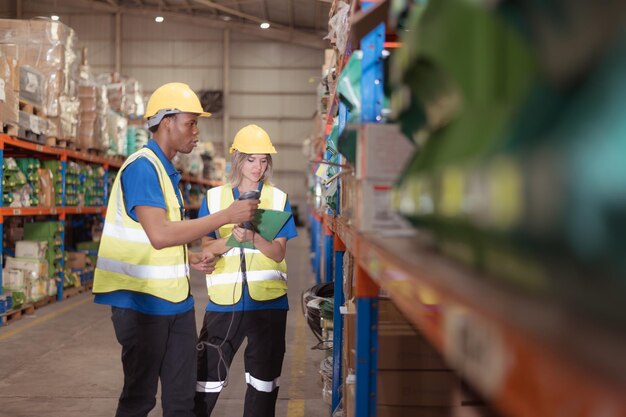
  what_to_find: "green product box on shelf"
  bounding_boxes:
[24,221,63,240]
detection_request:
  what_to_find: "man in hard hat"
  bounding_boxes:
[93,83,259,417]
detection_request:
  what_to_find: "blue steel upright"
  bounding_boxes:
[331,243,346,413]
[355,2,385,416]
[330,100,349,412]
[323,228,334,284]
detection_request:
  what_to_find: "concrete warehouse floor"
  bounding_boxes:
[0,228,329,417]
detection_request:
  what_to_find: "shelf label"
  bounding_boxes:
[77,207,82,213]
[12,209,21,215]
[443,306,508,398]
[51,208,57,214]
[36,145,43,152]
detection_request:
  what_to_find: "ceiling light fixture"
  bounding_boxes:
[155,16,164,23]
[51,15,60,21]
[260,22,270,29]
[221,15,232,22]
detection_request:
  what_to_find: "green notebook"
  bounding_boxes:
[226,209,292,249]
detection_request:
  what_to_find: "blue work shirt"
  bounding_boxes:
[94,140,194,315]
[198,183,298,312]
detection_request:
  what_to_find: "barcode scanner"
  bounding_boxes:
[238,190,260,230]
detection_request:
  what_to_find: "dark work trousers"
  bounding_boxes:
[111,306,197,417]
[194,309,287,417]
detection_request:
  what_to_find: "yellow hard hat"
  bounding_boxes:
[230,124,277,154]
[145,82,211,128]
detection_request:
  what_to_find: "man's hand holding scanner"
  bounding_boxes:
[225,199,259,224]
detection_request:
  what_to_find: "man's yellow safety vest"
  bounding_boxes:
[205,184,288,305]
[93,148,190,303]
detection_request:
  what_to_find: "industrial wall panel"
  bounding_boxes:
[80,40,114,68]
[125,67,222,93]
[66,14,114,40]
[198,117,223,144]
[231,42,323,68]
[229,94,317,119]
[271,172,307,206]
[279,120,314,144]
[122,41,176,67]
[231,68,318,94]
[122,40,222,68]
[272,147,307,172]
[123,14,223,41]
[173,41,223,68]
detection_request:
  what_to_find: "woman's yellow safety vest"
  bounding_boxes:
[93,148,190,303]
[206,184,288,305]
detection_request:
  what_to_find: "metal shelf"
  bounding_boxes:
[0,207,62,217]
[330,218,626,417]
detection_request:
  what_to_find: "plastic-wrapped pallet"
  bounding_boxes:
[0,50,18,125]
[0,19,80,115]
[106,109,128,156]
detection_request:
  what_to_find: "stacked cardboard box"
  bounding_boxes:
[77,83,108,151]
[0,19,80,141]
[343,299,493,417]
[0,47,18,127]
[3,241,55,303]
[351,123,415,234]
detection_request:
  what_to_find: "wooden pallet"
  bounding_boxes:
[1,119,19,136]
[62,286,81,299]
[32,295,57,309]
[62,282,92,299]
[0,303,35,326]
[16,127,46,145]
[19,99,45,117]
[45,136,76,149]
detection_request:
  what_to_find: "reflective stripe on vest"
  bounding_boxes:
[205,184,288,305]
[93,148,190,303]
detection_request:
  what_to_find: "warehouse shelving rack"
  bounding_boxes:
[0,133,221,310]
[324,214,626,417]
[313,2,626,417]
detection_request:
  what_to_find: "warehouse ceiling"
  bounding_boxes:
[20,0,332,49]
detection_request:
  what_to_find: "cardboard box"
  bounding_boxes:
[2,268,25,289]
[357,124,415,181]
[378,328,448,370]
[0,44,19,91]
[339,170,357,223]
[19,65,44,106]
[15,240,48,259]
[4,256,48,280]
[378,370,460,407]
[67,251,88,269]
[345,375,483,417]
[354,179,414,233]
[0,85,18,124]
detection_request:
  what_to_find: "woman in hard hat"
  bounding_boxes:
[93,83,258,417]
[193,125,298,417]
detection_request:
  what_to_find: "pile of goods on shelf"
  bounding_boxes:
[1,221,65,309]
[2,157,55,208]
[313,0,626,327]
[386,0,626,324]
[0,18,149,155]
